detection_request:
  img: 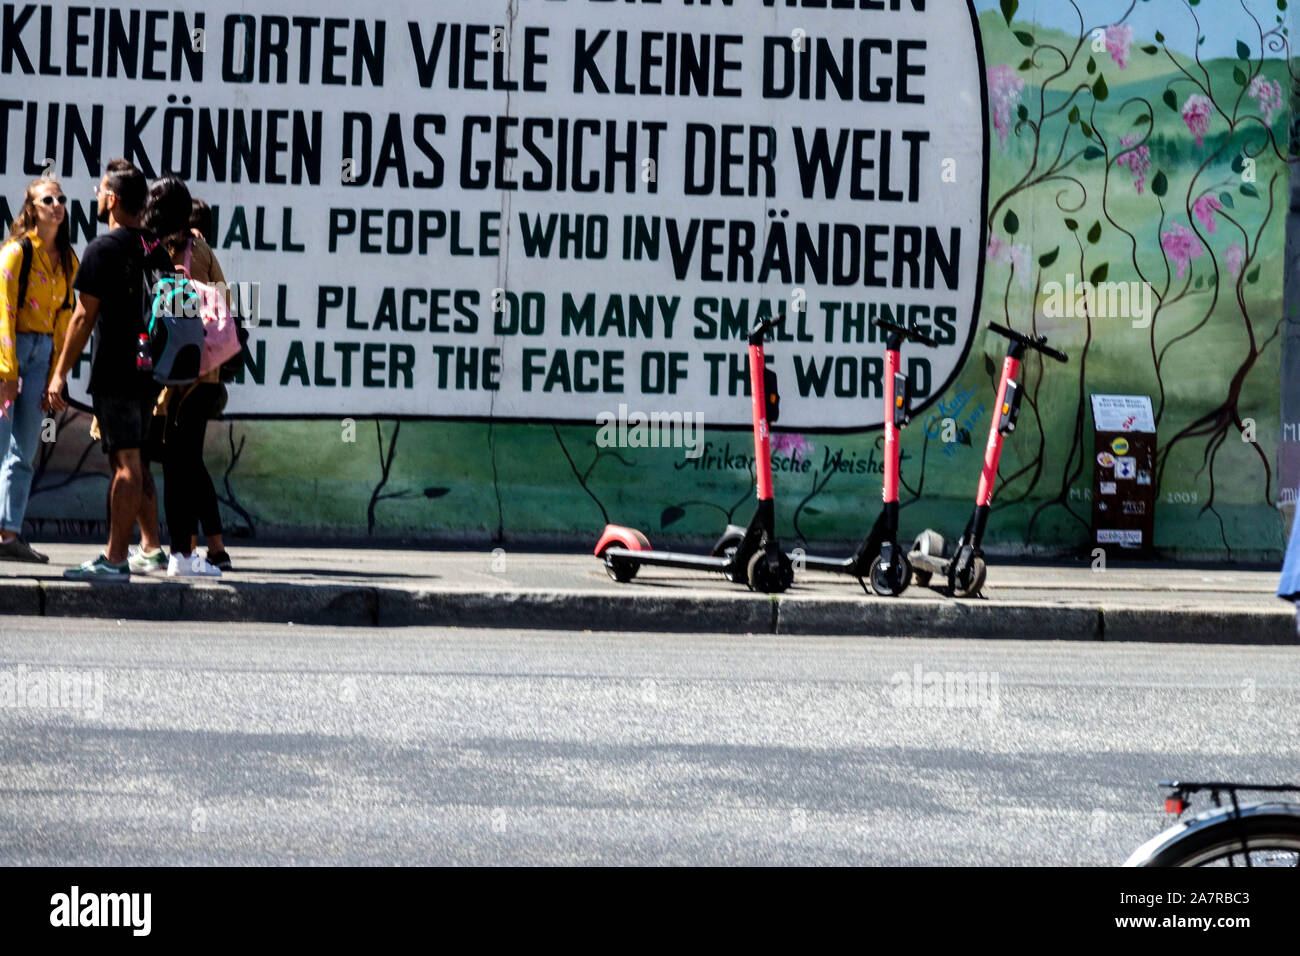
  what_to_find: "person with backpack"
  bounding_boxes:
[143,177,230,577]
[182,196,242,570]
[0,177,79,563]
[46,159,179,580]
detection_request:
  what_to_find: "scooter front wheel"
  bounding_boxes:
[953,555,986,598]
[869,553,912,597]
[747,550,794,593]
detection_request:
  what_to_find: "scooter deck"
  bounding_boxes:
[793,552,870,575]
[601,546,735,574]
[789,508,890,578]
[908,551,949,575]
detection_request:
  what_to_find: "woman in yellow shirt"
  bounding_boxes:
[0,177,78,563]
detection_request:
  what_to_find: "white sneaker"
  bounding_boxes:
[128,545,168,574]
[167,552,222,577]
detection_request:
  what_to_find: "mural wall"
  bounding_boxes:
[7,0,1296,558]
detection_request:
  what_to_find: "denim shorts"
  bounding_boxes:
[93,387,160,456]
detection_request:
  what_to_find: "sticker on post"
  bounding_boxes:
[1100,481,1117,495]
[1115,456,1137,479]
[1097,529,1143,545]
[1097,452,1116,469]
[1111,437,1130,455]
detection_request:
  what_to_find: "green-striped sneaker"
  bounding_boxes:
[63,555,131,581]
[128,546,167,574]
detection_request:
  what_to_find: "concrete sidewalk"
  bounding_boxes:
[0,543,1294,645]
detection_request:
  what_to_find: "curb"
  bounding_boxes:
[1099,607,1297,645]
[1,580,1295,645]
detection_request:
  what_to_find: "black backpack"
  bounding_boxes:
[14,236,72,316]
[129,234,205,385]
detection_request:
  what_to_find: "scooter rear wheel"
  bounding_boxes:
[911,530,944,588]
[603,551,639,583]
[747,550,794,593]
[710,529,745,558]
[869,553,912,597]
[914,530,945,555]
[711,530,749,583]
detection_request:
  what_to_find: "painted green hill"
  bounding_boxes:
[980,6,1290,111]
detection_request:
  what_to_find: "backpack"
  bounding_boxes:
[179,240,242,376]
[14,236,72,316]
[134,234,205,385]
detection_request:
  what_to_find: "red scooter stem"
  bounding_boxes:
[749,341,774,501]
[883,346,901,505]
[976,354,1020,506]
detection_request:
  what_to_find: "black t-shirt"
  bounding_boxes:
[73,226,173,395]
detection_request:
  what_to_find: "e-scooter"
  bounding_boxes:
[907,321,1068,597]
[791,317,938,596]
[594,314,795,593]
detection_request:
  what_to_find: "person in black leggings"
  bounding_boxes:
[183,198,232,569]
[143,177,231,577]
[161,380,227,570]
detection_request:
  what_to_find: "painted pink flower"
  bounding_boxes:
[1224,243,1246,278]
[988,64,1025,148]
[1104,25,1133,69]
[1248,76,1284,125]
[986,234,1032,289]
[771,433,813,461]
[1161,222,1205,279]
[1006,243,1031,282]
[1117,134,1151,194]
[1192,195,1223,234]
[1181,94,1214,147]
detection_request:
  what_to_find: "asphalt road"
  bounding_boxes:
[1,617,1296,865]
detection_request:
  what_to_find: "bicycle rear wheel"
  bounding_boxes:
[1137,812,1300,867]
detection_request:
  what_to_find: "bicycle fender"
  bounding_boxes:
[1123,801,1300,866]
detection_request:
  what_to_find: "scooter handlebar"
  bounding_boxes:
[750,311,789,342]
[986,321,1069,363]
[871,317,939,349]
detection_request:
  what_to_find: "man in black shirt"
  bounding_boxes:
[47,159,174,580]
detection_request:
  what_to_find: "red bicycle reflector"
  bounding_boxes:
[1165,797,1185,815]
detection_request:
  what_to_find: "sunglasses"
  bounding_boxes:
[37,195,67,206]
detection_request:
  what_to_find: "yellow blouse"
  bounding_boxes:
[0,231,78,382]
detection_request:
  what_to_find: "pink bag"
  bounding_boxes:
[181,241,241,376]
